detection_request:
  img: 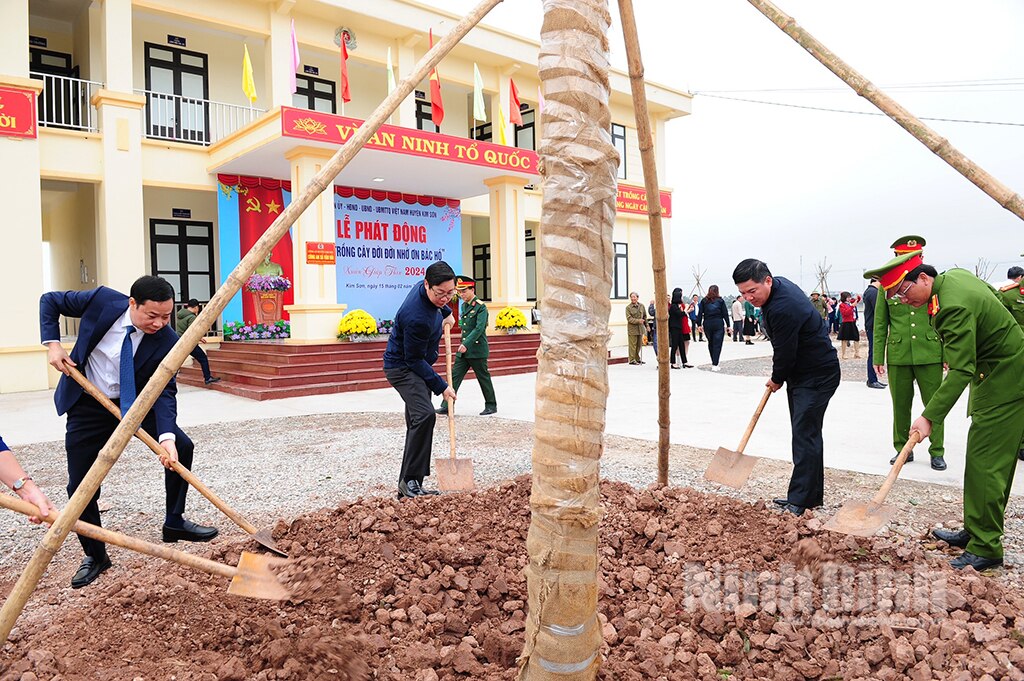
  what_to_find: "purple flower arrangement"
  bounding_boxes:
[244,274,292,292]
[377,319,395,334]
[224,320,290,341]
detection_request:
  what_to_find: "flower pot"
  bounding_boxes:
[505,327,519,335]
[250,290,284,324]
[348,334,379,343]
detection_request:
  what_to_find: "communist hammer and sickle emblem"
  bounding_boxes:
[245,196,262,213]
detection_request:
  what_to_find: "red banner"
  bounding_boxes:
[0,87,37,139]
[238,184,294,322]
[305,241,335,265]
[616,184,673,218]
[282,107,538,175]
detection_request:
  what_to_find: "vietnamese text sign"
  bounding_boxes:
[334,190,461,320]
[306,241,336,265]
[616,184,673,219]
[282,107,538,176]
[0,87,37,139]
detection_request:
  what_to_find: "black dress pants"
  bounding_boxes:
[65,395,194,559]
[669,329,686,365]
[784,368,840,508]
[189,345,212,380]
[706,325,725,365]
[385,367,436,485]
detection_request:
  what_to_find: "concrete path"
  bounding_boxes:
[2,338,1020,496]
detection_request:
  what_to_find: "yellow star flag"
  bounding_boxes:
[242,44,258,104]
[497,105,508,145]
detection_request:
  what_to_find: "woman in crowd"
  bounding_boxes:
[668,288,692,369]
[697,284,730,372]
[837,291,861,359]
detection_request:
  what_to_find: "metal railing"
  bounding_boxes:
[30,71,102,132]
[135,89,264,145]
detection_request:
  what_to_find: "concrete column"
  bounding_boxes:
[284,147,347,341]
[101,0,133,92]
[267,7,294,109]
[484,176,530,328]
[395,36,419,128]
[0,1,49,392]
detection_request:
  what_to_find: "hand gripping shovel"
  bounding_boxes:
[704,387,772,488]
[434,325,475,491]
[0,494,291,600]
[66,366,287,557]
[823,431,922,537]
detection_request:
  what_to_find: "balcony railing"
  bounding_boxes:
[135,89,265,146]
[30,71,102,132]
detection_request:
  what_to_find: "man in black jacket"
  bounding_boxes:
[862,278,886,389]
[733,259,841,515]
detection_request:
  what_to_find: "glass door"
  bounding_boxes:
[144,43,210,143]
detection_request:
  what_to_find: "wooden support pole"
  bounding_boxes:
[746,0,1024,222]
[617,0,671,485]
[0,0,503,642]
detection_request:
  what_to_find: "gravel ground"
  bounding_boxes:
[709,339,872,383]
[2,412,1020,591]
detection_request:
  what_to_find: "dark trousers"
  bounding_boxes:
[706,325,725,365]
[385,367,436,485]
[865,331,878,384]
[669,329,686,365]
[784,369,840,508]
[190,345,212,380]
[732,320,743,341]
[452,354,497,409]
[649,323,657,352]
[66,395,194,559]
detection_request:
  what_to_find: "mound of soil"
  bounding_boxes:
[3,477,1023,680]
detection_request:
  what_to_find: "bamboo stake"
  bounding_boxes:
[617,0,671,486]
[746,0,1024,222]
[0,0,503,642]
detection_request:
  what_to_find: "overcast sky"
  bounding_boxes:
[435,0,1024,295]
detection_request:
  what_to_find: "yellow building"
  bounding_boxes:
[0,0,690,394]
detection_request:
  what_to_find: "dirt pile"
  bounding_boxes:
[3,477,1023,680]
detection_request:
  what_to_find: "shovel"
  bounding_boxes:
[66,366,287,557]
[0,493,291,600]
[703,386,772,488]
[434,325,475,491]
[823,431,922,537]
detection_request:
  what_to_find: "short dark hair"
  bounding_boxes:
[130,275,175,306]
[732,259,772,285]
[906,264,938,281]
[187,298,200,308]
[425,261,456,287]
[840,291,850,302]
[1009,266,1024,279]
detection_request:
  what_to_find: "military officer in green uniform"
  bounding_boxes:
[997,265,1024,461]
[436,276,497,416]
[865,253,1024,571]
[625,292,647,365]
[872,236,946,470]
[810,292,827,320]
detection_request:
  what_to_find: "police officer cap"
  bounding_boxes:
[863,250,924,297]
[890,235,926,254]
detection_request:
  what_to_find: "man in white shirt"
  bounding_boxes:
[731,297,744,342]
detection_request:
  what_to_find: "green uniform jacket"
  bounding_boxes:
[997,282,1024,328]
[811,296,826,319]
[458,297,489,359]
[175,307,196,335]
[921,269,1024,422]
[872,294,943,366]
[625,302,647,336]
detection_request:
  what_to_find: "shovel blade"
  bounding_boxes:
[822,501,896,537]
[434,457,475,491]
[250,527,288,557]
[227,551,293,601]
[703,447,758,489]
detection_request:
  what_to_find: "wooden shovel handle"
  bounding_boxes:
[736,387,773,454]
[444,325,456,460]
[872,430,922,506]
[0,493,235,580]
[66,366,260,535]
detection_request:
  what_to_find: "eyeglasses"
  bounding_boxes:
[893,279,915,300]
[430,286,457,301]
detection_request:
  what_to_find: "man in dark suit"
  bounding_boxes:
[41,275,217,589]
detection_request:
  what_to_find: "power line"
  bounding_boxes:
[696,76,1024,94]
[691,92,1024,127]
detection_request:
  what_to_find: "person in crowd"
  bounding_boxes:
[175,299,221,385]
[668,288,690,369]
[697,285,730,372]
[837,292,861,359]
[436,276,496,416]
[689,294,703,342]
[733,259,840,516]
[731,296,744,342]
[810,291,827,320]
[864,253,1024,571]
[742,298,756,345]
[831,297,842,335]
[997,265,1024,461]
[625,292,647,366]
[383,261,458,499]
[862,277,886,390]
[41,276,218,589]
[647,298,658,354]
[0,436,55,523]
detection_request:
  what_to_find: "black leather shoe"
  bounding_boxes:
[930,456,947,471]
[397,480,418,499]
[406,479,440,496]
[866,381,887,389]
[1018,449,1023,462]
[950,552,1002,571]
[435,406,449,415]
[162,520,218,543]
[932,528,970,548]
[479,407,497,415]
[780,503,805,516]
[891,452,914,465]
[71,554,111,589]
[204,376,222,385]
[772,498,789,507]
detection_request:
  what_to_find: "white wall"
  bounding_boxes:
[41,182,97,292]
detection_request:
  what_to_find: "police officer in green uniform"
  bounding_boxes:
[436,276,497,416]
[865,253,1024,571]
[872,236,946,470]
[997,265,1024,461]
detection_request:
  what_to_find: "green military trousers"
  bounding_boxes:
[887,363,945,458]
[627,333,642,363]
[963,399,1024,559]
[451,354,497,410]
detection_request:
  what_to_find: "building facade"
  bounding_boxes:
[0,0,690,394]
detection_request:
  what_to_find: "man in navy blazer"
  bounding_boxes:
[41,275,217,589]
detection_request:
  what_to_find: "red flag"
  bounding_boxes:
[509,78,523,125]
[340,35,351,103]
[429,29,444,127]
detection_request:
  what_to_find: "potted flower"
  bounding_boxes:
[224,320,290,341]
[377,319,395,335]
[244,274,292,324]
[495,306,528,334]
[337,309,379,342]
